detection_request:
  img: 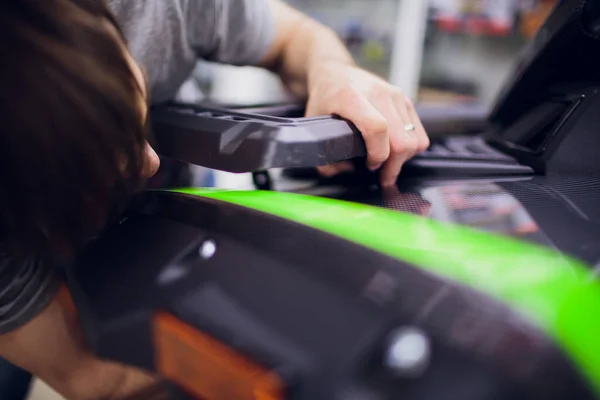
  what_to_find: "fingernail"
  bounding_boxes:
[368,163,382,171]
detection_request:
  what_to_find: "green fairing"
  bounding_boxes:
[172,187,600,394]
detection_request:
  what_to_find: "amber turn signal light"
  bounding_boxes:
[153,312,285,400]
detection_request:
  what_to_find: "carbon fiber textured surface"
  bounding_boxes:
[314,176,600,268]
[502,177,600,222]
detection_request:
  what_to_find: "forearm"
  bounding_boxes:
[260,0,355,99]
[0,285,168,400]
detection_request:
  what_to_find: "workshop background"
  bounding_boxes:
[29,0,556,399]
[188,0,556,192]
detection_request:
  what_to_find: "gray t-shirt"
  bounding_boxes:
[108,0,275,103]
[0,0,275,335]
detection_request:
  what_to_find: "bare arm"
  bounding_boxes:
[0,285,168,400]
[259,0,355,99]
[259,0,429,186]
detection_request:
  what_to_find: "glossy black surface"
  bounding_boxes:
[286,172,600,269]
[485,0,600,174]
[67,191,593,400]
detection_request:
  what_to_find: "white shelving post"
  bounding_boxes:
[389,0,430,100]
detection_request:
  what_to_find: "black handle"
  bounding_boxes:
[150,102,366,173]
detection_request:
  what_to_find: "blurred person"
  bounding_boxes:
[0,0,429,399]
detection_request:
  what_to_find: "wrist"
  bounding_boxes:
[307,58,355,95]
[304,25,354,79]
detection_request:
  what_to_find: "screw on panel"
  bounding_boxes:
[252,171,272,190]
[256,173,268,185]
[384,327,431,378]
[199,239,217,260]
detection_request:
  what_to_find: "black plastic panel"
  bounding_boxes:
[404,137,534,178]
[488,0,589,127]
[67,191,594,400]
[485,0,600,175]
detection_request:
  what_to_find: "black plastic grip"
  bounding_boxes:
[150,103,366,173]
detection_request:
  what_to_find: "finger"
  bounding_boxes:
[379,96,418,187]
[392,92,421,157]
[327,87,390,170]
[397,93,430,153]
[375,110,406,187]
[382,184,402,206]
[379,143,409,187]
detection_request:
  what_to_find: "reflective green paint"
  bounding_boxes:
[172,187,600,394]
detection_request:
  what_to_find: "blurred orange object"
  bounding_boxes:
[154,312,285,400]
[521,0,557,39]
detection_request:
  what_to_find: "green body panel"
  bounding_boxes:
[172,188,600,394]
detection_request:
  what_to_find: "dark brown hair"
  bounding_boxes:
[0,0,149,262]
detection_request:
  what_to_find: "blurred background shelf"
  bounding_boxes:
[175,0,558,193]
[187,0,557,115]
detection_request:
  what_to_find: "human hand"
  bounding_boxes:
[305,61,430,187]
